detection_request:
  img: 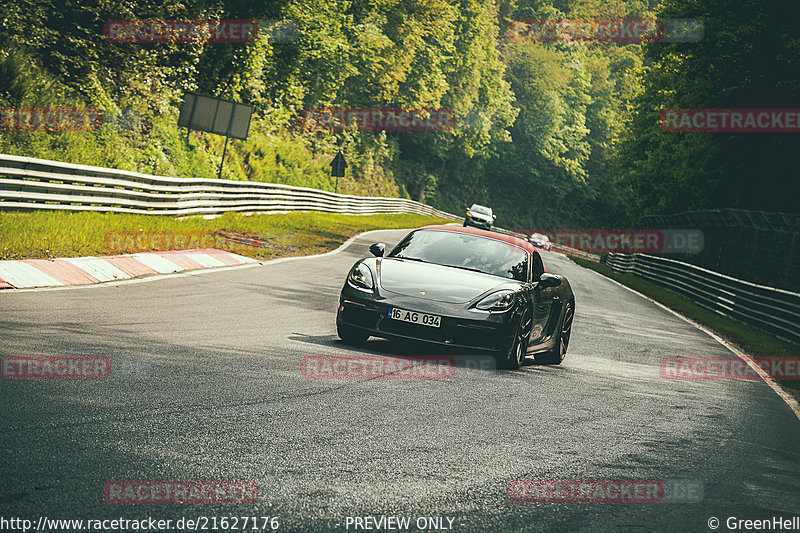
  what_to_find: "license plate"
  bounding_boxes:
[387,307,441,328]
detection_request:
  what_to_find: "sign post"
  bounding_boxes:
[177,93,254,179]
[330,150,347,194]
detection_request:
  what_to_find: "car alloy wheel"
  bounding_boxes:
[535,301,573,365]
[560,302,574,354]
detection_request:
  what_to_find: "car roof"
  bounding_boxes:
[417,225,539,254]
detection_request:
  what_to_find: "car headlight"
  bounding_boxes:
[475,290,516,310]
[348,263,374,291]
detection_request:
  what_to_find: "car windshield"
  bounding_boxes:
[470,205,491,215]
[389,230,528,281]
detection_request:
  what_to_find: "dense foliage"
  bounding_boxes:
[0,0,796,227]
[619,0,800,219]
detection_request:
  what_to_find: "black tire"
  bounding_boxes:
[337,322,369,345]
[535,301,574,365]
[497,311,530,370]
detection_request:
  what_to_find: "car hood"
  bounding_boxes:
[378,258,514,303]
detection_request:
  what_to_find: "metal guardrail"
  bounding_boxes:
[603,252,800,344]
[640,208,799,293]
[642,208,800,292]
[0,154,463,220]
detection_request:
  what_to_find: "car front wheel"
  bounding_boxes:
[535,301,573,365]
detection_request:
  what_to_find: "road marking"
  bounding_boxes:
[0,261,64,288]
[131,253,184,273]
[61,257,131,282]
[580,266,800,422]
[182,251,227,268]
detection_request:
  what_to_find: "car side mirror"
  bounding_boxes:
[369,243,386,257]
[537,273,561,289]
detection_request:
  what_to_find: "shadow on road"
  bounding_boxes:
[287,332,568,373]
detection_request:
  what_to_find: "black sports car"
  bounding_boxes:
[336,225,575,369]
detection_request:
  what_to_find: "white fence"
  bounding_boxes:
[0,154,462,219]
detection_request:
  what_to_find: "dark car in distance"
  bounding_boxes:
[336,225,575,369]
[463,204,495,230]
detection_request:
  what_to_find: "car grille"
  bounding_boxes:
[378,319,448,342]
[449,322,510,350]
[379,317,511,350]
[342,303,512,351]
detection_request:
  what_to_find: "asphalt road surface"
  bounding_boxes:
[1,228,799,533]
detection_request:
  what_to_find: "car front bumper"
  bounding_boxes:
[464,218,492,229]
[337,289,517,352]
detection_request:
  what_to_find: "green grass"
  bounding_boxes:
[570,256,800,392]
[0,211,452,261]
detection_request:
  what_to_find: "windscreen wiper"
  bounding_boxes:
[442,264,487,274]
[393,256,428,263]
